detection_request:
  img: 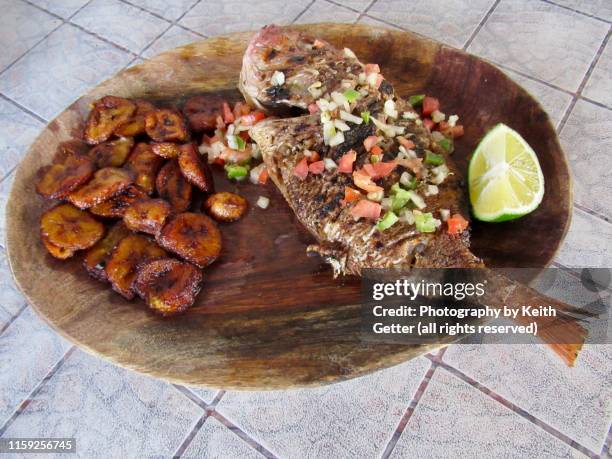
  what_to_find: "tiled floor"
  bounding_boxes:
[0,0,610,458]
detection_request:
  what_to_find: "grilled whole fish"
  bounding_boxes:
[242,25,586,365]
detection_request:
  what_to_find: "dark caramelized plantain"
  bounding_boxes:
[83,222,131,281]
[145,108,189,142]
[40,203,104,252]
[123,198,172,235]
[114,99,156,137]
[151,142,181,159]
[105,234,167,299]
[86,137,134,168]
[204,192,248,222]
[84,96,136,145]
[177,143,214,192]
[155,160,192,212]
[89,184,147,218]
[42,235,75,260]
[134,258,203,316]
[36,155,95,200]
[124,143,164,194]
[157,212,222,268]
[67,167,133,209]
[182,94,224,132]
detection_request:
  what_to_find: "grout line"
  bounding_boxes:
[0,93,48,124]
[67,22,138,56]
[0,304,28,337]
[175,23,208,40]
[209,410,279,459]
[539,0,612,24]
[579,94,612,112]
[462,0,502,50]
[601,422,612,457]
[0,164,18,186]
[0,346,76,437]
[380,360,438,459]
[173,412,209,458]
[550,261,612,294]
[324,0,363,14]
[172,385,210,411]
[118,0,173,23]
[291,0,317,24]
[557,27,611,133]
[355,0,379,23]
[573,203,611,224]
[433,359,600,458]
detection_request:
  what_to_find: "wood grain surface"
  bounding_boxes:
[5,23,572,389]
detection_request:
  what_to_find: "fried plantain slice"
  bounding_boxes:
[124,143,164,194]
[177,143,214,192]
[40,203,104,251]
[114,99,156,137]
[156,160,192,212]
[42,235,76,260]
[134,258,203,316]
[86,137,134,168]
[145,109,189,142]
[123,198,172,235]
[89,184,147,218]
[67,167,133,209]
[157,212,221,268]
[84,96,136,145]
[183,94,224,132]
[105,234,167,299]
[36,155,95,200]
[151,142,181,159]
[204,192,248,222]
[83,222,131,281]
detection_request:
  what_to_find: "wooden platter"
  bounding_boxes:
[5,23,572,389]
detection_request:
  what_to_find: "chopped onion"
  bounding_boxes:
[402,111,418,120]
[320,110,332,123]
[358,72,367,84]
[381,197,392,210]
[431,131,445,142]
[324,158,337,171]
[430,164,449,185]
[257,196,270,209]
[407,191,426,209]
[271,71,285,86]
[249,163,266,184]
[329,131,345,147]
[323,121,336,145]
[440,209,451,221]
[367,72,379,87]
[343,47,357,59]
[448,114,459,127]
[398,208,415,224]
[384,99,398,118]
[399,171,413,187]
[334,119,350,132]
[251,143,262,159]
[340,110,363,124]
[425,184,439,196]
[367,190,384,202]
[372,116,405,137]
[331,91,349,112]
[317,98,330,111]
[431,110,445,123]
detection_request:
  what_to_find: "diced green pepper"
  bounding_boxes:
[370,155,380,164]
[414,212,437,233]
[343,88,361,103]
[391,189,412,212]
[361,111,370,123]
[390,183,403,195]
[425,150,445,166]
[225,164,249,180]
[438,138,452,152]
[376,211,399,231]
[227,134,246,151]
[408,94,425,106]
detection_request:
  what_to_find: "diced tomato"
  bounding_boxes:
[215,115,225,130]
[240,111,266,126]
[258,167,269,185]
[313,39,326,48]
[363,136,380,152]
[222,102,235,124]
[396,158,423,177]
[293,157,309,180]
[239,131,250,141]
[370,145,383,156]
[350,199,382,220]
[338,150,357,173]
[353,169,383,193]
[423,118,435,131]
[307,151,320,162]
[342,186,362,205]
[308,103,319,114]
[447,214,469,235]
[213,157,225,166]
[422,97,439,116]
[365,63,380,75]
[362,162,396,180]
[451,125,465,137]
[233,101,250,119]
[308,160,325,175]
[397,136,415,150]
[374,74,384,89]
[220,148,251,164]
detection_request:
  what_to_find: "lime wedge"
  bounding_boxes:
[468,123,544,222]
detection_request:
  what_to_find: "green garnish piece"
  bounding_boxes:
[361,111,370,123]
[425,150,445,166]
[408,94,425,106]
[376,211,399,231]
[370,155,380,164]
[405,176,418,190]
[391,189,412,212]
[390,183,403,195]
[227,134,246,151]
[414,212,437,233]
[225,164,249,180]
[343,88,361,103]
[438,138,453,152]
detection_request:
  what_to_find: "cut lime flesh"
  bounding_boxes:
[468,123,544,222]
